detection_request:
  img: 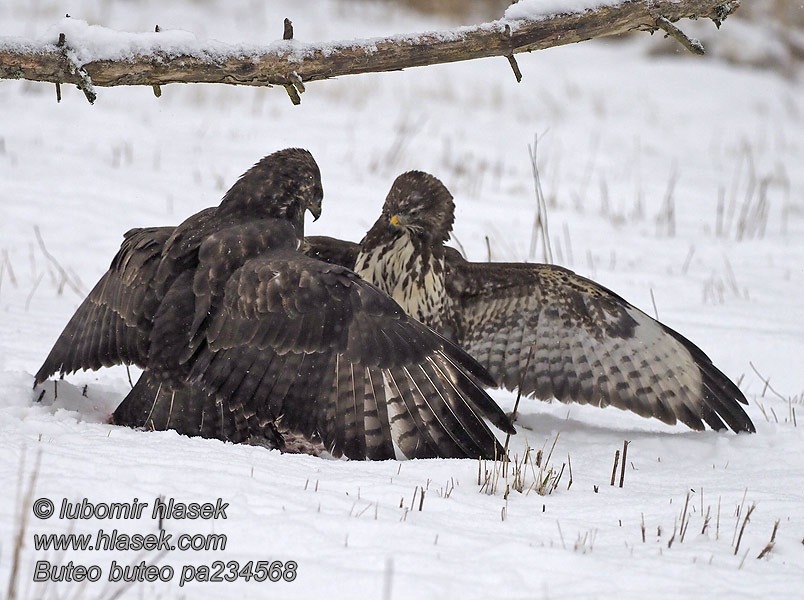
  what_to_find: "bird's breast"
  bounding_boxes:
[355,236,447,328]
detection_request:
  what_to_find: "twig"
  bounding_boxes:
[619,440,629,488]
[656,164,678,237]
[24,272,44,310]
[152,26,162,97]
[504,344,534,455]
[668,517,677,549]
[655,16,705,55]
[749,362,790,403]
[283,83,301,105]
[650,289,659,320]
[280,18,305,105]
[528,134,553,264]
[716,496,721,540]
[283,70,305,104]
[450,233,468,259]
[2,250,17,285]
[502,22,523,83]
[33,225,84,297]
[562,222,574,267]
[8,451,42,600]
[506,55,523,82]
[679,492,691,542]
[701,505,711,535]
[289,71,305,94]
[544,432,560,467]
[734,502,756,555]
[732,488,748,546]
[610,449,620,486]
[681,244,695,275]
[56,31,96,104]
[756,520,779,559]
[567,454,573,490]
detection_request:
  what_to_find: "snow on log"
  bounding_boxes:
[0,0,739,103]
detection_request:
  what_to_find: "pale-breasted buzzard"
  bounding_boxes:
[35,151,515,460]
[304,171,755,433]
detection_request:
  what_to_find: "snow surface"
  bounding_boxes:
[1,0,803,598]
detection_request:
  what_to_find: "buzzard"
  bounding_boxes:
[304,171,755,433]
[34,150,515,460]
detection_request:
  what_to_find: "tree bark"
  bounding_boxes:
[0,0,738,101]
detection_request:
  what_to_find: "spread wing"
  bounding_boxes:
[112,370,259,444]
[34,226,174,385]
[303,235,360,269]
[166,240,511,460]
[445,249,754,433]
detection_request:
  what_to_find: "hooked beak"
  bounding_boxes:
[308,199,322,221]
[389,214,408,229]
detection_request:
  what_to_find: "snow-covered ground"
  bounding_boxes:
[1,1,803,598]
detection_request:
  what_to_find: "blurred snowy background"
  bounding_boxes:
[1,1,802,598]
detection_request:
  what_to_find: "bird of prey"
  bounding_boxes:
[304,171,755,433]
[34,150,515,460]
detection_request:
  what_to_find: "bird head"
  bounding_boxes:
[217,147,323,238]
[382,171,455,243]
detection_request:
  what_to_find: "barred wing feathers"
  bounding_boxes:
[34,226,173,385]
[169,241,511,460]
[445,249,754,433]
[112,370,257,443]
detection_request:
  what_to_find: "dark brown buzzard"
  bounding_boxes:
[304,171,755,434]
[35,151,515,460]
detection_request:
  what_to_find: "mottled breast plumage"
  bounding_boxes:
[354,232,451,331]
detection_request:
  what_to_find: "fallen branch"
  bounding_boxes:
[0,0,739,103]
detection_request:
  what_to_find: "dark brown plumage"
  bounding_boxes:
[35,150,514,459]
[304,171,756,434]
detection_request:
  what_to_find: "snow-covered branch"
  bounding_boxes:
[0,0,739,104]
